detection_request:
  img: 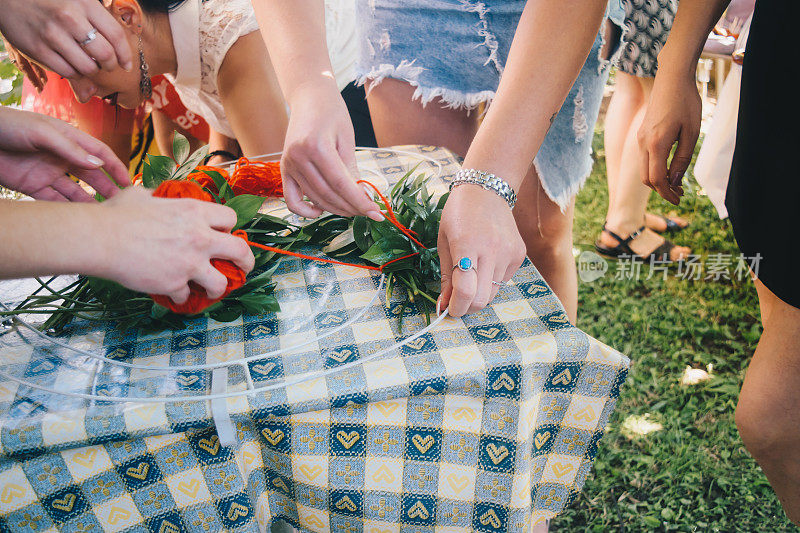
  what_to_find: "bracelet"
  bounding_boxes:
[449,168,517,209]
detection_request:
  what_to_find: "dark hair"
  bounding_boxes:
[134,0,186,13]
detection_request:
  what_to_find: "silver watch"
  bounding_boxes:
[449,168,517,209]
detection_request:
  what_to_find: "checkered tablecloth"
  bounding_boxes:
[0,146,629,532]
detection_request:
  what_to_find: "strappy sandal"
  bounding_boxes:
[595,224,678,261]
[650,214,689,235]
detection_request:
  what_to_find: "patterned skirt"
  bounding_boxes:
[616,0,678,77]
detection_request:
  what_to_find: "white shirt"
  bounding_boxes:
[164,0,358,138]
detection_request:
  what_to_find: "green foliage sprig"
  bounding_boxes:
[1,134,289,333]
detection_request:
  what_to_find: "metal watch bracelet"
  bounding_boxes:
[449,168,517,209]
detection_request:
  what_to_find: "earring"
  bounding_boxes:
[138,34,152,99]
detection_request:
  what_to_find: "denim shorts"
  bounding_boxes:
[355,0,623,209]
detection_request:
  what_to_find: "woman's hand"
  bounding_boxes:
[0,0,132,78]
[280,81,384,221]
[0,107,129,201]
[437,185,527,317]
[637,69,702,205]
[94,188,255,303]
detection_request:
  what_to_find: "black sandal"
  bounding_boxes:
[595,224,677,262]
[652,214,688,235]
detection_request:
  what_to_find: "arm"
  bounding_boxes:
[0,188,254,303]
[217,32,288,157]
[637,0,731,204]
[251,0,382,221]
[438,0,607,316]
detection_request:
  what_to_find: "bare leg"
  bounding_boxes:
[599,76,690,260]
[366,79,478,157]
[368,78,577,322]
[736,279,800,525]
[603,71,643,203]
[514,170,577,323]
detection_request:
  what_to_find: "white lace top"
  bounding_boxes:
[165,0,358,139]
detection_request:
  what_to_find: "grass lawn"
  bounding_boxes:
[551,129,798,531]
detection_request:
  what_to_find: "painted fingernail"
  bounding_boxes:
[669,171,684,187]
[367,210,385,222]
[436,298,443,317]
[86,155,104,166]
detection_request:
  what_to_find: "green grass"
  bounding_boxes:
[551,130,797,531]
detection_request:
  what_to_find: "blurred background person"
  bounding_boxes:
[596,0,691,262]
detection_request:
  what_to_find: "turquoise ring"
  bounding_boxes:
[454,257,476,273]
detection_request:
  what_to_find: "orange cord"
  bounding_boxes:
[234,179,427,273]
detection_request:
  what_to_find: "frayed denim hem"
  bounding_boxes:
[533,153,595,213]
[355,63,496,112]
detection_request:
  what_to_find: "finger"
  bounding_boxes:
[32,123,99,168]
[437,233,454,315]
[86,5,134,70]
[80,34,120,73]
[72,132,131,188]
[193,263,230,300]
[646,139,681,205]
[50,175,94,202]
[282,172,324,218]
[31,187,69,202]
[469,256,495,314]
[212,233,256,273]
[638,133,653,190]
[337,134,382,221]
[314,144,381,219]
[448,251,477,318]
[200,202,238,232]
[502,253,525,284]
[295,159,358,216]
[32,49,78,79]
[667,126,699,189]
[68,166,122,199]
[166,285,191,305]
[46,29,100,76]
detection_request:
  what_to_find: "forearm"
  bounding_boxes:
[251,0,338,105]
[0,200,106,279]
[218,33,289,156]
[462,0,607,188]
[657,0,731,78]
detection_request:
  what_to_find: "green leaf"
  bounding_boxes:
[323,227,355,254]
[225,194,265,230]
[201,169,233,201]
[208,305,243,322]
[360,242,396,266]
[141,163,156,189]
[147,155,177,184]
[172,132,191,165]
[172,145,210,181]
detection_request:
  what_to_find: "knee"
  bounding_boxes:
[520,215,573,259]
[735,394,800,463]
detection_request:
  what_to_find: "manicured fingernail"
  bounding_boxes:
[367,210,385,222]
[436,299,443,317]
[86,155,104,166]
[669,171,684,187]
[123,61,133,72]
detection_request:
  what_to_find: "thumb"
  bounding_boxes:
[667,125,699,187]
[437,233,454,315]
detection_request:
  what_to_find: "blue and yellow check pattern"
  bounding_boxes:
[0,146,629,532]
